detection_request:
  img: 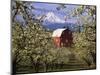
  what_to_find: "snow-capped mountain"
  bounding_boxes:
[35,12,78,24]
[43,12,65,23]
[35,12,82,31]
[44,12,65,23]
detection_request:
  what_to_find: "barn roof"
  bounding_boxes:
[52,28,66,37]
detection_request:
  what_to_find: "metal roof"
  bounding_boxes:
[52,28,66,37]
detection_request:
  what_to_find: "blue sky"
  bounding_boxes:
[31,2,79,19]
[15,2,83,30]
[30,2,81,30]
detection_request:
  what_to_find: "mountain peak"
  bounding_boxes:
[44,12,65,23]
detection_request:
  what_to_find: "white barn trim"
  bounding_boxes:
[52,28,66,37]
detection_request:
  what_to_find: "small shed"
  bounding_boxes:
[52,28,73,48]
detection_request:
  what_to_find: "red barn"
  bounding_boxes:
[52,28,73,48]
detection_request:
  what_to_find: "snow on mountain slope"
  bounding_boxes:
[44,12,65,23]
[35,12,80,31]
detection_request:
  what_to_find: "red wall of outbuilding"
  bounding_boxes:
[53,29,73,48]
